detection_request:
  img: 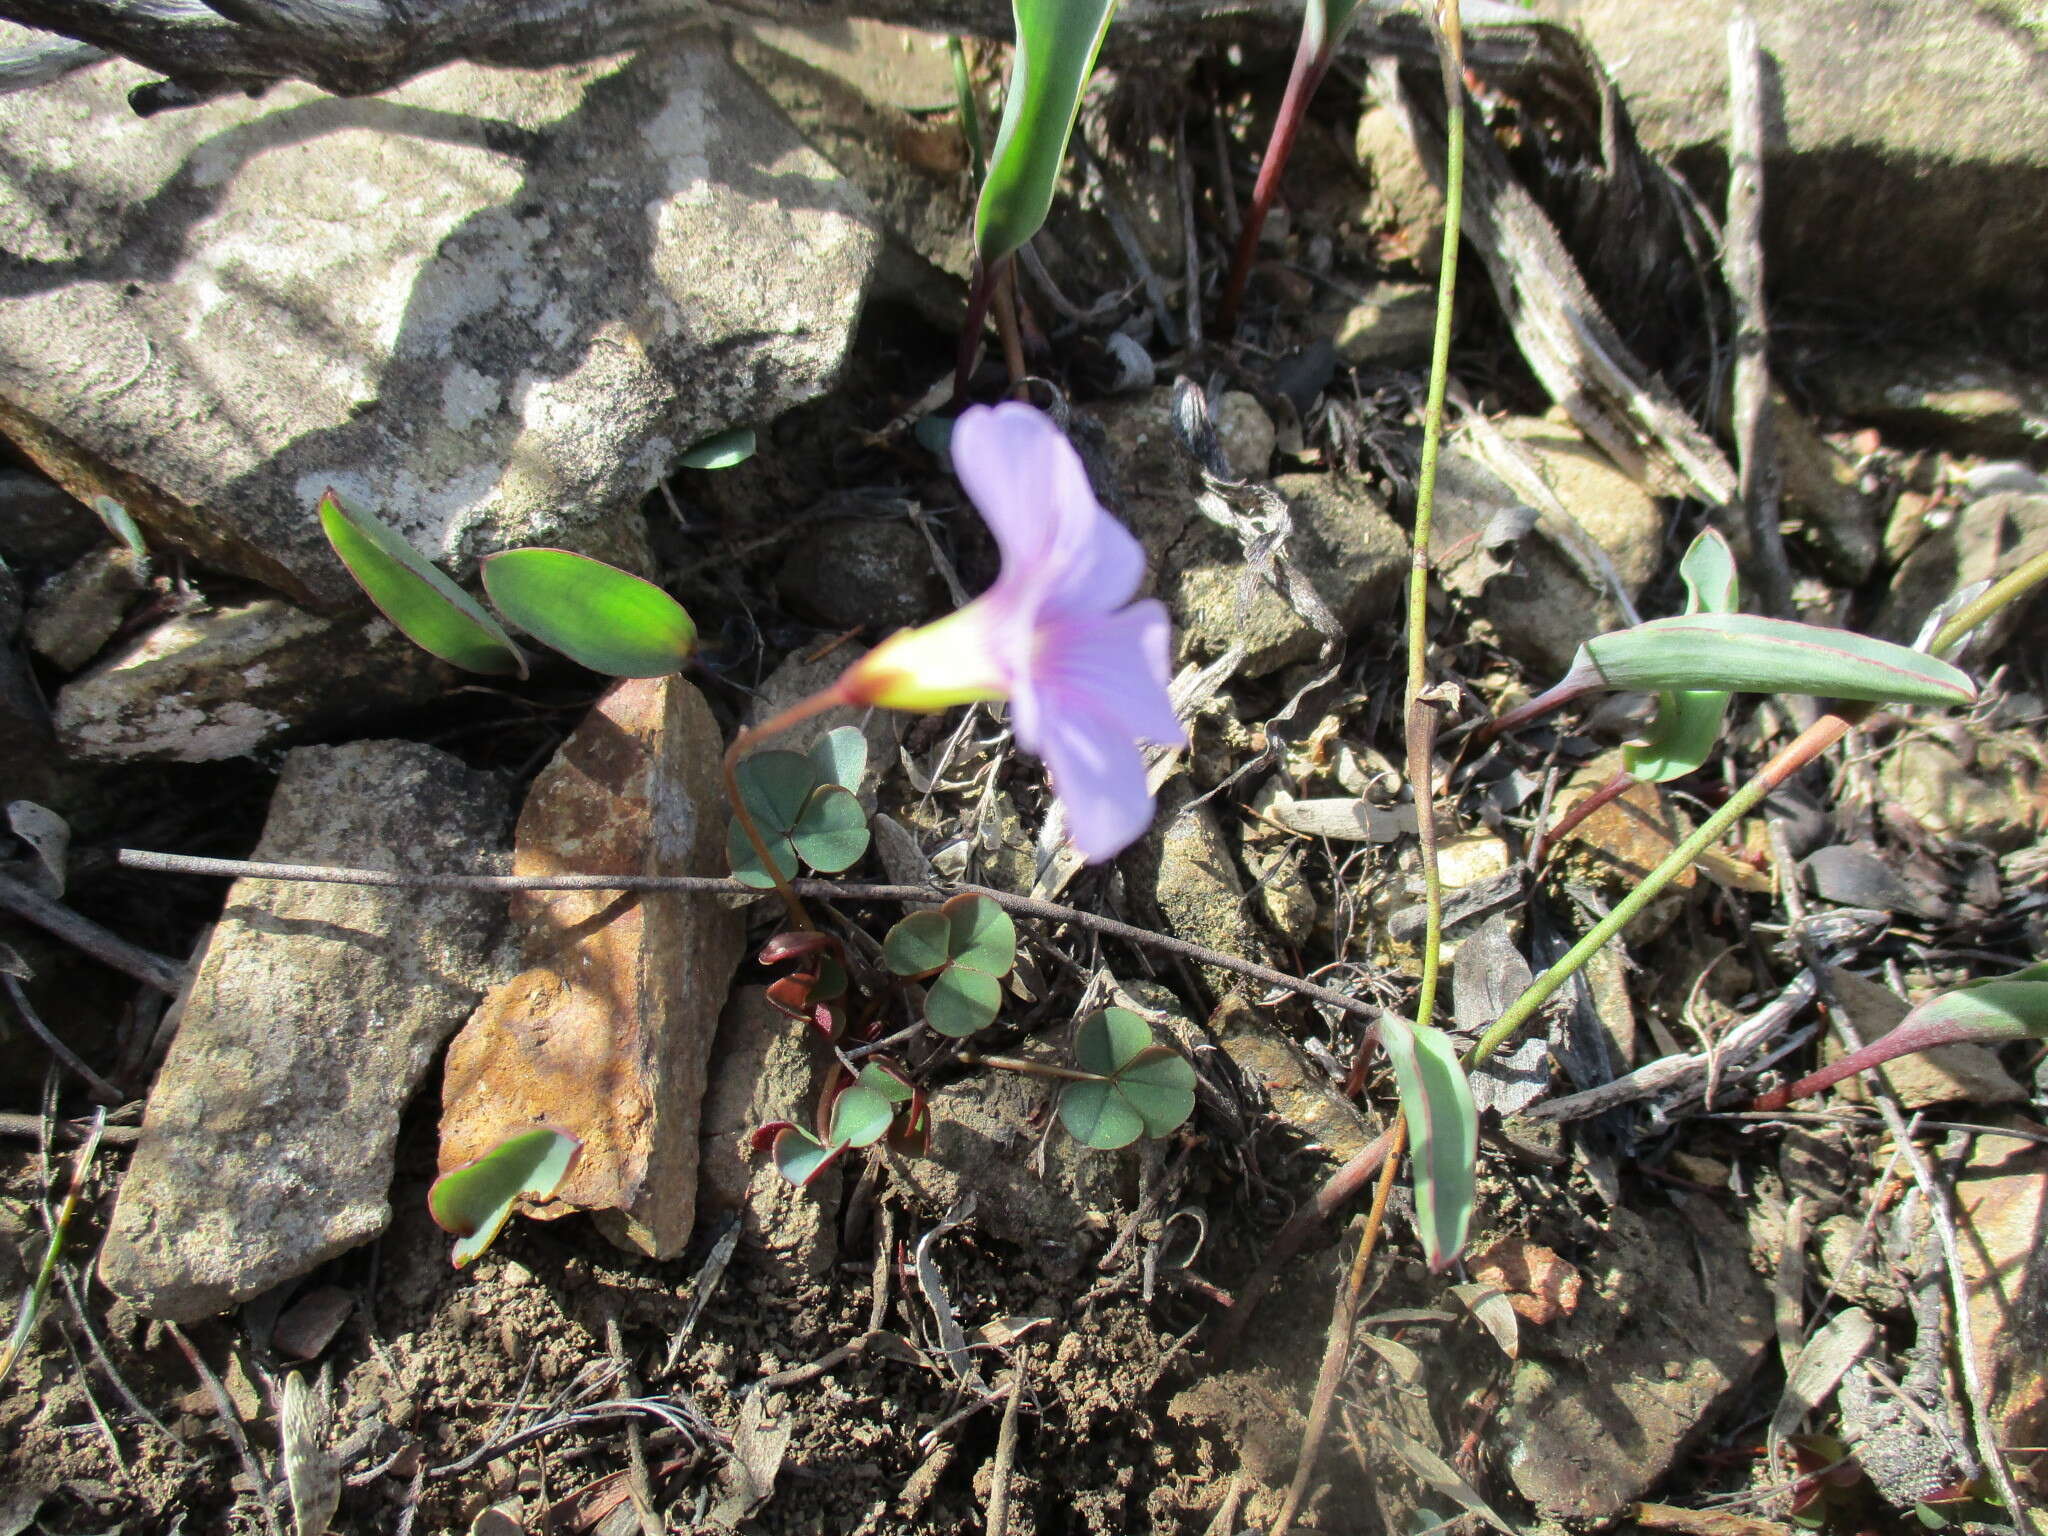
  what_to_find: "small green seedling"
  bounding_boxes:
[883,893,1017,1037]
[1622,527,1739,783]
[319,491,527,676]
[429,1127,582,1268]
[1057,1007,1197,1150]
[679,426,757,470]
[727,728,871,887]
[320,491,700,680]
[1377,1014,1478,1273]
[481,548,696,677]
[1753,960,2048,1111]
[759,929,850,1037]
[760,1061,922,1187]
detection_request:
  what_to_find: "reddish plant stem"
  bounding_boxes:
[722,684,857,933]
[1530,765,1634,867]
[1215,32,1330,339]
[951,256,1005,405]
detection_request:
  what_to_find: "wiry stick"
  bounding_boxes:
[117,850,1385,1022]
[0,871,184,995]
[1722,14,1794,619]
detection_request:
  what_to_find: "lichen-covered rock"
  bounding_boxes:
[439,675,743,1260]
[25,547,148,672]
[0,39,879,611]
[98,741,511,1320]
[52,598,446,762]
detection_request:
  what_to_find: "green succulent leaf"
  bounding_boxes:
[735,751,818,833]
[828,1081,896,1149]
[1623,529,1740,784]
[1059,1010,1196,1147]
[859,1062,916,1105]
[772,1126,833,1187]
[1071,1006,1152,1077]
[428,1127,581,1269]
[1577,613,1976,708]
[884,911,953,977]
[926,964,1003,1037]
[1058,1076,1146,1149]
[318,491,527,676]
[789,784,870,873]
[1377,1014,1478,1273]
[974,0,1120,266]
[945,895,1016,976]
[481,549,696,677]
[679,426,757,469]
[1111,1045,1196,1137]
[726,818,799,890]
[809,726,868,793]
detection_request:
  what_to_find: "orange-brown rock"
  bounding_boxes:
[439,675,742,1258]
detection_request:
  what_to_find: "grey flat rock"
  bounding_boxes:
[0,35,878,610]
[99,741,511,1320]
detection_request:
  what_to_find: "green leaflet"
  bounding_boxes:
[1623,529,1738,783]
[1058,1007,1196,1149]
[428,1127,581,1268]
[1580,613,1976,708]
[1377,1014,1477,1272]
[973,0,1119,265]
[318,491,527,676]
[481,548,696,678]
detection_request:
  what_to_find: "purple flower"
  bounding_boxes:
[840,402,1185,861]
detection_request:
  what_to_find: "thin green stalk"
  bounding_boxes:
[1404,0,1464,1033]
[1470,544,2048,1074]
[0,1108,105,1389]
[949,38,987,184]
[1929,544,2048,656]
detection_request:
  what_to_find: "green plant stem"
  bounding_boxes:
[1929,544,2048,655]
[1467,711,1846,1072]
[950,37,986,183]
[1473,537,2048,1077]
[1404,0,1464,1036]
[0,1108,105,1389]
[722,685,856,933]
[1215,27,1332,338]
[954,1052,1102,1083]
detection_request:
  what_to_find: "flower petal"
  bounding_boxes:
[1030,692,1159,862]
[1026,600,1186,749]
[954,402,1145,615]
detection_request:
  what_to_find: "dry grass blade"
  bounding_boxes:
[0,1108,106,1391]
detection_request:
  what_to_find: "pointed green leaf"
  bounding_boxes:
[735,751,817,832]
[828,1082,895,1149]
[790,784,870,873]
[772,1126,833,1186]
[1624,529,1739,783]
[318,491,526,676]
[809,726,869,793]
[944,894,1016,976]
[974,0,1120,265]
[884,910,953,976]
[726,818,799,889]
[679,426,757,469]
[926,964,1003,1037]
[1072,1007,1151,1077]
[1580,613,1975,708]
[1378,1015,1478,1273]
[1058,1077,1145,1149]
[481,549,696,677]
[428,1128,581,1269]
[1111,1044,1195,1137]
